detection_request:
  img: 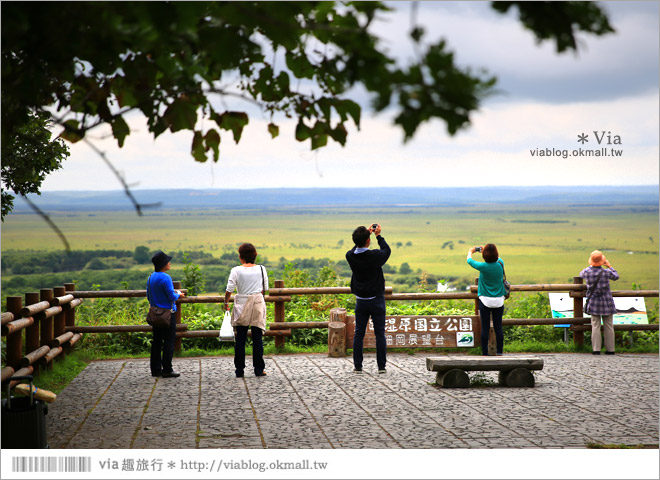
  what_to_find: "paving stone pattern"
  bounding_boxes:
[46,353,659,449]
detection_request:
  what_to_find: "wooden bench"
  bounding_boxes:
[426,355,544,388]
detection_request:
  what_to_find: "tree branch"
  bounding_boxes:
[20,194,71,252]
[83,138,162,215]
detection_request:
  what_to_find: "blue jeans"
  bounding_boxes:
[234,326,265,376]
[478,300,504,355]
[353,295,387,370]
[151,312,176,375]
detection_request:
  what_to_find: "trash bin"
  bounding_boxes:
[1,376,49,449]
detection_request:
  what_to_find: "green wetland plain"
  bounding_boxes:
[2,202,658,291]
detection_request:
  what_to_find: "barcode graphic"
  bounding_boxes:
[12,456,92,473]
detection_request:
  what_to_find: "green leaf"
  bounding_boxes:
[215,111,249,143]
[191,131,206,162]
[268,123,279,139]
[295,120,311,141]
[111,116,130,148]
[337,99,361,129]
[59,120,84,143]
[317,97,333,120]
[163,98,197,132]
[204,129,220,162]
[311,133,327,150]
[285,51,315,79]
[329,124,347,146]
[276,71,290,94]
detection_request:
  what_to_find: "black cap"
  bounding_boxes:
[151,250,173,271]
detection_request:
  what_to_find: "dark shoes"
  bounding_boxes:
[605,351,615,355]
[161,371,180,378]
[237,370,266,377]
[592,351,601,355]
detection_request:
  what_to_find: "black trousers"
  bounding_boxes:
[234,326,265,376]
[150,312,176,375]
[478,300,504,355]
[353,295,387,370]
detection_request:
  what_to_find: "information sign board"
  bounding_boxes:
[346,315,480,348]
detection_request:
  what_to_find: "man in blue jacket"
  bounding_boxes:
[345,224,391,374]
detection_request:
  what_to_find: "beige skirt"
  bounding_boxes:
[231,293,267,331]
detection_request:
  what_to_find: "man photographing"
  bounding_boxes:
[345,223,391,374]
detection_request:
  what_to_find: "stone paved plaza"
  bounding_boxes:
[46,353,659,449]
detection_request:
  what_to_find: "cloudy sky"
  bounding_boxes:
[40,1,659,192]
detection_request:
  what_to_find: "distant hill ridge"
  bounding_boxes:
[16,186,659,211]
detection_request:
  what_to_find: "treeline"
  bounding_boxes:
[0,247,240,275]
[1,249,450,303]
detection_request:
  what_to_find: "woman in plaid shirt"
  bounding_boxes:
[579,250,619,355]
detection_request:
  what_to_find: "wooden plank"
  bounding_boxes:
[66,324,188,333]
[470,284,585,292]
[50,294,75,306]
[1,317,34,336]
[1,312,15,326]
[426,355,544,372]
[1,366,15,383]
[386,293,478,300]
[176,329,291,338]
[570,290,659,298]
[20,300,51,318]
[268,287,393,295]
[37,305,63,320]
[8,366,34,389]
[179,295,292,303]
[50,331,74,348]
[73,290,148,298]
[62,298,84,310]
[571,324,659,332]
[269,322,329,330]
[348,315,480,349]
[20,345,51,368]
[42,346,63,364]
[503,317,590,325]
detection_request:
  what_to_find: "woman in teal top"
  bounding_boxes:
[467,244,507,355]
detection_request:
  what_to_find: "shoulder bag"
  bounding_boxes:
[260,265,267,294]
[584,268,605,315]
[146,273,173,329]
[499,260,511,299]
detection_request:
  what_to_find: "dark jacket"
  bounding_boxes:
[345,235,391,298]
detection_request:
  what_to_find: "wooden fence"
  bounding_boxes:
[2,278,658,383]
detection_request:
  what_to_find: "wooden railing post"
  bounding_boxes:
[24,292,41,366]
[64,283,76,328]
[173,281,183,353]
[40,288,54,370]
[6,296,23,369]
[473,278,480,317]
[328,308,347,357]
[53,286,66,359]
[573,276,585,347]
[273,280,285,348]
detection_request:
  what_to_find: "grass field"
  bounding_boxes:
[1,203,658,289]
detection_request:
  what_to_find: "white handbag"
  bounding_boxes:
[219,310,235,341]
